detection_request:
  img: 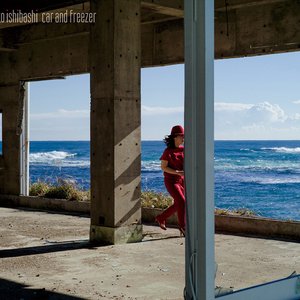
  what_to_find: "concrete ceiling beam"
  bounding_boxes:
[141,11,181,24]
[0,33,18,51]
[0,0,87,13]
[141,0,183,18]
[0,46,17,52]
[0,22,89,46]
[215,0,288,11]
[0,0,300,74]
[215,0,300,58]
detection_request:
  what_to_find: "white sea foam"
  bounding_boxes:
[241,148,257,153]
[261,147,300,154]
[141,160,161,171]
[29,151,77,164]
[55,160,90,167]
[243,177,300,184]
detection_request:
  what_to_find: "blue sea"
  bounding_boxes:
[28,140,300,221]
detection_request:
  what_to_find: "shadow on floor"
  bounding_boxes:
[0,240,100,258]
[0,278,86,300]
[142,231,183,242]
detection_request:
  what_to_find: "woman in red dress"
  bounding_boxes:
[155,125,185,236]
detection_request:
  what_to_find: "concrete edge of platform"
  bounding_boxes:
[0,195,299,241]
[0,194,90,214]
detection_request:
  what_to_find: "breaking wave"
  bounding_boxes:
[30,151,76,163]
[261,147,300,154]
[29,151,90,167]
[245,177,300,185]
[142,160,161,172]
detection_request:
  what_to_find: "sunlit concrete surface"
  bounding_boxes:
[0,207,299,299]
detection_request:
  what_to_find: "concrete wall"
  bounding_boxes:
[0,85,20,195]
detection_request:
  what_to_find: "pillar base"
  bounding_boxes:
[90,224,143,244]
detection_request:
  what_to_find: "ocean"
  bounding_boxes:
[28,140,300,221]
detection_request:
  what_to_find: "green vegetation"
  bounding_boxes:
[29,181,257,216]
[215,207,257,217]
[30,180,90,201]
[141,190,173,209]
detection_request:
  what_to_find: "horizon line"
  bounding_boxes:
[26,139,300,142]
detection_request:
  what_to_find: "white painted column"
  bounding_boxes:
[20,82,30,196]
[184,0,215,299]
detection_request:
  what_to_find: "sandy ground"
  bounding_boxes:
[0,207,299,299]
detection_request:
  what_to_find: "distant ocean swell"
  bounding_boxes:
[30,151,161,171]
[27,141,300,221]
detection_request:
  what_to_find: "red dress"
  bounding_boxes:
[158,146,185,229]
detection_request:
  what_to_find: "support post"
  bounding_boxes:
[19,82,30,196]
[89,0,142,244]
[184,0,215,299]
[0,85,21,195]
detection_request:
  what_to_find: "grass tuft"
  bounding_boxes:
[29,181,50,197]
[30,180,89,201]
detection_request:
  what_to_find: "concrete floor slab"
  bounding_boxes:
[0,207,299,299]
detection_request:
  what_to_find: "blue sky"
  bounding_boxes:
[30,51,300,141]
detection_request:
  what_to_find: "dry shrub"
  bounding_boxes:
[141,190,173,209]
[30,180,89,201]
[29,181,50,197]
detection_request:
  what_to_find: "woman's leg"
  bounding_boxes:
[176,183,186,229]
[157,180,185,228]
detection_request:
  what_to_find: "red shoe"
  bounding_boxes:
[155,217,167,230]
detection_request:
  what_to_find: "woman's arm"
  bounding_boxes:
[161,160,184,176]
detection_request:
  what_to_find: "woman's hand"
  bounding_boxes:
[176,170,184,176]
[161,160,184,176]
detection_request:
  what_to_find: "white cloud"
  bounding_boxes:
[214,101,300,140]
[31,109,89,120]
[293,100,300,104]
[29,102,300,140]
[142,105,183,116]
[215,101,286,125]
[246,102,287,123]
[215,102,253,112]
[291,113,300,120]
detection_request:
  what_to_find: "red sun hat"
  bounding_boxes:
[171,125,184,136]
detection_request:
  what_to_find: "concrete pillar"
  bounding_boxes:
[0,84,21,195]
[89,0,142,244]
